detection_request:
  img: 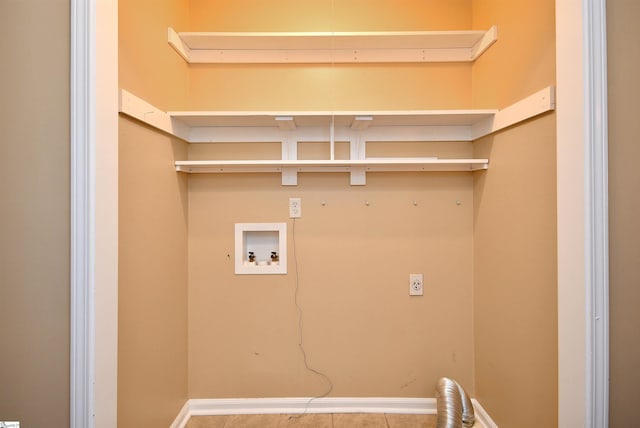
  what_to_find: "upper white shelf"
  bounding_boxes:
[169,110,496,128]
[167,109,498,142]
[168,26,498,64]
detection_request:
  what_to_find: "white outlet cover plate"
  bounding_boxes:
[409,273,424,296]
[289,197,301,218]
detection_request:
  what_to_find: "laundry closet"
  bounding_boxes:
[117,1,557,427]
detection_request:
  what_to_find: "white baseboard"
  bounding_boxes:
[190,397,437,416]
[472,399,499,428]
[170,397,497,428]
[169,400,190,428]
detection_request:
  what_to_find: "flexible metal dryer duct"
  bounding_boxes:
[435,377,475,428]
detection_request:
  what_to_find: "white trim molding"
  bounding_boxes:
[583,0,610,426]
[170,401,191,428]
[93,0,120,426]
[556,0,609,426]
[70,0,119,427]
[472,399,499,428]
[70,0,96,426]
[170,397,497,428]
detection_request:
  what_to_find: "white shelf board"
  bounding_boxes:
[168,110,498,143]
[168,26,498,64]
[175,158,489,173]
[169,110,497,128]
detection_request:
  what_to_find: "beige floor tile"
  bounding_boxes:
[333,413,388,428]
[279,413,333,427]
[184,415,229,428]
[385,413,437,428]
[224,413,282,428]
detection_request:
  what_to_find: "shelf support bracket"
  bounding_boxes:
[275,116,296,130]
[471,25,498,60]
[168,27,192,62]
[350,137,367,185]
[471,86,556,140]
[281,137,298,185]
[118,89,191,141]
[351,115,373,130]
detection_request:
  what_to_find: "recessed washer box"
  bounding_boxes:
[235,223,287,275]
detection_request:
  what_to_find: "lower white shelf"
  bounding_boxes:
[175,158,488,185]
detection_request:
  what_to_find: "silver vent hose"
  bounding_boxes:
[435,377,475,428]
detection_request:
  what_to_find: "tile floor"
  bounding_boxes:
[185,413,437,428]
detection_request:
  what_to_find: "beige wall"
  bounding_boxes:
[189,63,472,111]
[473,116,558,427]
[118,0,190,426]
[607,0,640,425]
[187,0,472,110]
[472,1,558,427]
[118,117,189,427]
[188,144,475,398]
[183,0,477,400]
[0,1,70,427]
[472,0,556,108]
[189,0,471,32]
[119,0,190,110]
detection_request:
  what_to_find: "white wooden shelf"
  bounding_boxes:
[175,158,488,185]
[118,86,555,185]
[175,158,489,173]
[168,26,498,64]
[167,109,498,143]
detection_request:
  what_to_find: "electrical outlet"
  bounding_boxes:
[409,273,424,296]
[289,197,302,218]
